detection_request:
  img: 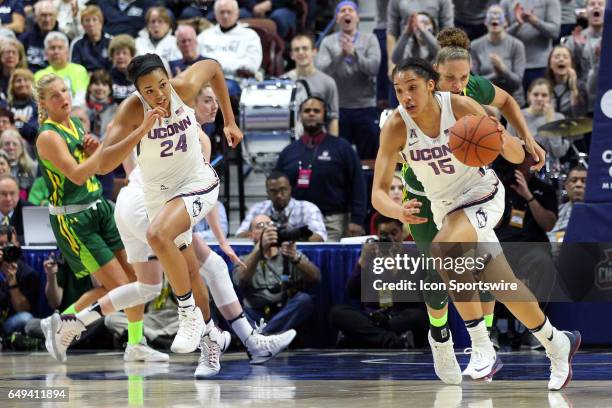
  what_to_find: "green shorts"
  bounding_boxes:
[50,199,124,278]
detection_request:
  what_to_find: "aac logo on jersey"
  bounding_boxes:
[476,208,487,229]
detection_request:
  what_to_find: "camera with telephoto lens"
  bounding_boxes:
[1,244,22,263]
[269,212,313,245]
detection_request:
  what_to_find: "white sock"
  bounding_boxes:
[75,303,102,326]
[530,317,566,352]
[229,312,254,344]
[467,320,493,350]
[176,291,195,309]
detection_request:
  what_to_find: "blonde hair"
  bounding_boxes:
[80,5,104,25]
[0,129,37,177]
[7,68,34,105]
[35,73,65,124]
[0,38,28,70]
[109,34,136,59]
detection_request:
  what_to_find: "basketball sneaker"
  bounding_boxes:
[171,306,205,353]
[547,331,581,391]
[462,344,503,380]
[194,326,230,378]
[40,312,85,363]
[429,331,462,385]
[124,338,170,362]
[246,327,297,365]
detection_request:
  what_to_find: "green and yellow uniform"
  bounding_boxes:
[402,75,496,309]
[38,117,123,278]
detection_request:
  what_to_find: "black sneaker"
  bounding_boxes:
[10,333,43,351]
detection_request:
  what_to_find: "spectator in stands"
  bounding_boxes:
[0,130,35,198]
[329,215,427,348]
[236,170,327,241]
[386,0,454,75]
[90,0,160,38]
[0,150,10,177]
[286,34,339,136]
[368,173,410,240]
[7,68,37,145]
[86,69,116,140]
[205,0,253,21]
[34,31,89,107]
[0,225,39,338]
[251,0,296,39]
[0,0,25,35]
[0,175,26,241]
[0,38,27,101]
[233,214,320,335]
[548,164,586,242]
[374,0,390,107]
[545,45,588,117]
[452,0,499,40]
[135,6,181,64]
[169,24,208,77]
[197,0,263,80]
[69,5,113,72]
[390,11,439,66]
[108,34,137,104]
[19,0,58,72]
[500,0,561,94]
[471,5,527,106]
[316,1,381,160]
[54,0,86,40]
[507,78,569,169]
[563,0,604,110]
[560,0,586,40]
[275,96,366,241]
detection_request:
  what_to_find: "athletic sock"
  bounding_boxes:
[204,318,214,336]
[529,317,565,352]
[127,320,144,345]
[465,318,492,349]
[75,302,103,326]
[484,313,494,329]
[429,311,450,343]
[228,312,254,344]
[176,291,195,309]
[62,304,77,315]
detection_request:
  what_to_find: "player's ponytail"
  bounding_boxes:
[35,74,63,125]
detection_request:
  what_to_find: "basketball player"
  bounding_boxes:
[401,27,549,383]
[375,57,580,391]
[35,73,167,364]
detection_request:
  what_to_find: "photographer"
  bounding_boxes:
[329,216,428,348]
[233,214,320,335]
[0,225,39,339]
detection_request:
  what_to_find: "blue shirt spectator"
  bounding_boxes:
[89,0,161,38]
[0,0,25,35]
[19,0,59,72]
[70,5,113,72]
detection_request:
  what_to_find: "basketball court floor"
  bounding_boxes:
[1,349,611,407]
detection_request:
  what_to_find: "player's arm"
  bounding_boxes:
[99,97,163,174]
[452,95,525,164]
[173,59,242,148]
[490,84,545,170]
[198,127,211,162]
[372,111,427,224]
[36,130,102,186]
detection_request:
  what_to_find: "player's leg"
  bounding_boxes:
[192,235,296,365]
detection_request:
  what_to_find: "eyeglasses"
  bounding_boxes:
[254,221,275,230]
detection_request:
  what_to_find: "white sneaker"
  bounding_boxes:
[547,331,581,391]
[208,325,232,353]
[171,306,205,353]
[246,328,296,365]
[462,344,502,380]
[124,339,170,362]
[194,331,223,378]
[40,313,85,363]
[429,331,462,385]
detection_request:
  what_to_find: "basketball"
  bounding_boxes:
[448,115,503,166]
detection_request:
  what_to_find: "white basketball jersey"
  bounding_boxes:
[134,84,212,193]
[128,165,144,188]
[398,92,494,204]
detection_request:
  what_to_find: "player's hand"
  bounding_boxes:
[140,106,167,136]
[520,130,546,171]
[83,133,101,156]
[511,169,532,200]
[398,199,427,224]
[219,241,246,269]
[223,122,243,149]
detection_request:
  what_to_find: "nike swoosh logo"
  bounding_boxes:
[258,352,273,357]
[474,365,489,372]
[409,141,418,146]
[547,333,553,341]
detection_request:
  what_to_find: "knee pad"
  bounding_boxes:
[137,282,163,303]
[200,251,238,307]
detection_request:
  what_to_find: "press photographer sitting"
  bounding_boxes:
[233,214,321,335]
[0,225,39,342]
[329,216,428,349]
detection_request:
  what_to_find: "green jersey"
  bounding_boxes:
[38,117,102,206]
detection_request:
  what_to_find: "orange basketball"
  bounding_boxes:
[448,115,503,167]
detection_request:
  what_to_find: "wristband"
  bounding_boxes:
[8,284,18,290]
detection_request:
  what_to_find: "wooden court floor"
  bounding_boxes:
[1,350,611,407]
